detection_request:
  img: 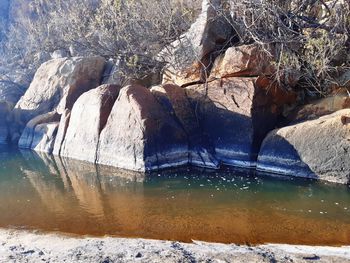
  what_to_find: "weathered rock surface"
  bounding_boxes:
[288,90,350,123]
[102,59,125,86]
[0,102,11,144]
[160,0,235,86]
[151,84,219,168]
[257,109,350,184]
[14,56,106,126]
[210,44,275,79]
[18,111,60,153]
[60,84,120,163]
[97,84,189,172]
[51,49,70,59]
[186,77,295,168]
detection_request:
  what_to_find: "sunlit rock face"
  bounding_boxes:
[60,84,120,163]
[257,109,350,184]
[97,85,189,172]
[210,44,275,79]
[14,56,106,127]
[160,0,236,87]
[287,89,350,124]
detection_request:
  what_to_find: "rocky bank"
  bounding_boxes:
[0,0,349,184]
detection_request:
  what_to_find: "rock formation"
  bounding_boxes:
[257,109,350,184]
[14,56,106,127]
[18,111,60,152]
[160,0,235,86]
[60,84,120,163]
[0,0,348,185]
[97,85,189,171]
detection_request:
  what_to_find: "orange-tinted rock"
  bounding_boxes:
[160,0,235,86]
[211,44,275,79]
[288,89,350,123]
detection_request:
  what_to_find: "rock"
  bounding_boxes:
[160,0,235,86]
[288,90,350,123]
[0,101,11,144]
[102,60,126,86]
[102,59,125,86]
[52,109,71,156]
[185,77,296,168]
[338,71,350,88]
[151,84,219,168]
[210,44,275,79]
[33,52,51,65]
[51,49,70,59]
[15,56,106,126]
[97,84,189,172]
[31,122,60,153]
[257,109,350,184]
[60,84,120,163]
[102,58,162,88]
[18,111,60,152]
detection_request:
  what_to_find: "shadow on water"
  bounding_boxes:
[0,146,349,245]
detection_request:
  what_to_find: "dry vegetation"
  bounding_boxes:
[0,0,349,95]
[227,0,350,94]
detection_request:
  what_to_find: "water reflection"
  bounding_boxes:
[0,146,349,245]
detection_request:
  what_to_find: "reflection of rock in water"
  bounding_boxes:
[58,157,105,218]
[97,164,145,192]
[20,150,60,176]
[22,170,69,214]
[18,150,149,234]
[20,151,69,214]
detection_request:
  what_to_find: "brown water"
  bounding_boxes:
[0,146,349,245]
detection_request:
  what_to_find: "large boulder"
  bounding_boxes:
[14,56,106,126]
[97,84,189,172]
[160,0,235,86]
[151,84,219,168]
[18,111,60,153]
[257,109,350,184]
[186,77,296,168]
[60,84,120,163]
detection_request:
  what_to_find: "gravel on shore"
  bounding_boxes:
[0,229,349,262]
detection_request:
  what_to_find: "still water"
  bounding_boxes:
[0,146,349,245]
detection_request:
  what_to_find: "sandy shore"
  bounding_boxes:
[0,229,349,263]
